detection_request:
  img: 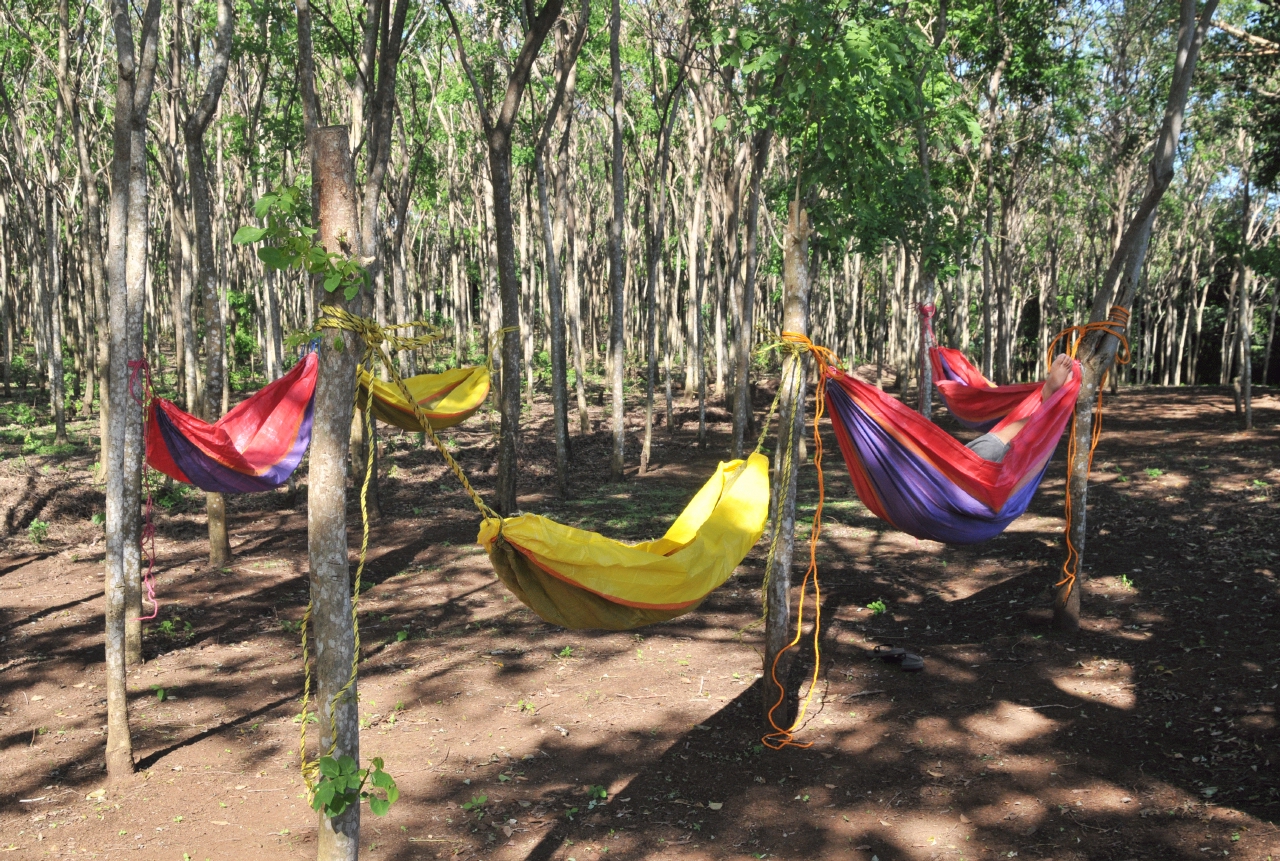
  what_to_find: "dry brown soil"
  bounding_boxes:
[0,382,1277,861]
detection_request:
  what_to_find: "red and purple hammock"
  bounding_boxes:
[145,353,318,493]
[825,351,1081,545]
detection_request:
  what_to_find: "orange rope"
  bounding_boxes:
[763,332,839,751]
[1048,307,1130,603]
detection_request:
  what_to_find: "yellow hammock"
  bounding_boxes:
[356,365,489,432]
[478,452,770,630]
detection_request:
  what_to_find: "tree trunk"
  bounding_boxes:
[534,5,589,495]
[607,0,626,481]
[309,125,365,861]
[762,201,811,727]
[103,0,162,778]
[444,0,563,513]
[640,58,686,472]
[1056,0,1217,631]
[184,0,235,568]
[733,128,770,458]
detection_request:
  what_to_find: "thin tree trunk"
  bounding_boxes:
[534,3,589,495]
[762,201,811,726]
[103,0,162,778]
[443,0,564,513]
[184,0,235,567]
[733,127,770,458]
[607,0,626,481]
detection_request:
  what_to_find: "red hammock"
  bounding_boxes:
[146,353,318,493]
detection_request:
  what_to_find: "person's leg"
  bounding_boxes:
[989,353,1074,446]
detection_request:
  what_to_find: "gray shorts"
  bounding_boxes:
[966,432,1009,463]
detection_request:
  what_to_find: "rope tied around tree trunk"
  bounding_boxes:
[1047,306,1131,603]
[297,308,502,792]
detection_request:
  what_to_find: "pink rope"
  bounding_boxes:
[127,359,159,622]
[917,303,937,347]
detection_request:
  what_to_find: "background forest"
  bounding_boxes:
[0,0,1278,474]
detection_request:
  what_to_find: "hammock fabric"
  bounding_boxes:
[930,347,1042,431]
[357,364,490,432]
[146,352,318,493]
[825,362,1081,544]
[478,453,770,630]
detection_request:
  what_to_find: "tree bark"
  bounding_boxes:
[310,125,365,861]
[640,33,689,473]
[534,3,590,496]
[762,202,811,726]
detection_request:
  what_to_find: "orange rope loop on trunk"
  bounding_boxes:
[760,331,838,750]
[1048,306,1130,604]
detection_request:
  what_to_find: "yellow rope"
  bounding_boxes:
[298,309,502,792]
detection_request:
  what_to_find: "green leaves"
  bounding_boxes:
[310,755,400,819]
[235,181,370,300]
[232,225,269,244]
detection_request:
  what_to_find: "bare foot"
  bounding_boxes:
[1042,353,1073,401]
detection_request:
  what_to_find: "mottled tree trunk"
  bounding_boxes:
[762,202,810,726]
[103,0,162,778]
[732,127,770,458]
[443,0,564,513]
[533,4,588,495]
[310,125,364,861]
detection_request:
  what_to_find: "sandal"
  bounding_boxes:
[873,645,907,663]
[900,653,924,672]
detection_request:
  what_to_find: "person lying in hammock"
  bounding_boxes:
[963,353,1074,463]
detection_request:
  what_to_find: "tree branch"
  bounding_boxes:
[440,0,492,136]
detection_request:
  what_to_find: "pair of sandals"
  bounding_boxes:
[873,644,924,672]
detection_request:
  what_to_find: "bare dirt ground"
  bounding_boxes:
[0,379,1277,861]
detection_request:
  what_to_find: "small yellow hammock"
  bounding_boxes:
[356,364,490,432]
[327,310,771,632]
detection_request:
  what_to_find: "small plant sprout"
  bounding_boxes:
[1120,573,1135,590]
[1145,467,1164,477]
[558,645,575,659]
[28,519,49,544]
[151,685,167,702]
[867,599,888,616]
[586,785,608,811]
[461,794,488,819]
[310,755,399,818]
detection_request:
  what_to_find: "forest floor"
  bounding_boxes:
[0,377,1278,861]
